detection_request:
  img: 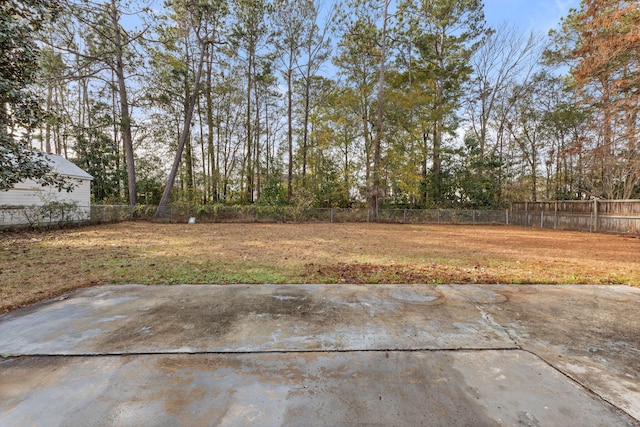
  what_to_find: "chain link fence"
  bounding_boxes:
[1,205,510,228]
[93,205,509,225]
[4,202,638,235]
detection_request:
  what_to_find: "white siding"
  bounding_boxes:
[0,180,46,206]
[0,179,92,226]
[0,179,90,207]
[1,154,92,226]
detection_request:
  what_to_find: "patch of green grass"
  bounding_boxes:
[80,257,291,285]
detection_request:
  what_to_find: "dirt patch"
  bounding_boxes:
[305,262,503,284]
[2,222,640,314]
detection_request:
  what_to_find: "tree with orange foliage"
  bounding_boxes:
[549,0,639,199]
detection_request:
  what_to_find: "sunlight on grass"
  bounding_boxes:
[2,222,639,313]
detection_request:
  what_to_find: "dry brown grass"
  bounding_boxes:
[2,221,639,314]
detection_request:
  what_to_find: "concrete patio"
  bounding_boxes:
[1,284,638,425]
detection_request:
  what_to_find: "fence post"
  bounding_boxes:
[541,211,544,228]
[506,208,509,225]
[330,208,334,223]
[554,201,558,229]
[593,199,599,232]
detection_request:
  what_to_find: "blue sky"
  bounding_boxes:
[483,0,581,33]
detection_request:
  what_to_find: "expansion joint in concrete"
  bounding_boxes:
[520,348,638,424]
[7,346,525,359]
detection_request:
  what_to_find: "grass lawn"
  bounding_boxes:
[2,221,640,314]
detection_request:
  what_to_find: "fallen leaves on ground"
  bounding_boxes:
[304,262,504,284]
[1,221,639,314]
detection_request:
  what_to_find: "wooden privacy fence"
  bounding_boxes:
[510,200,640,235]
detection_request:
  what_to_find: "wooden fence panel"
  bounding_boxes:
[510,200,640,235]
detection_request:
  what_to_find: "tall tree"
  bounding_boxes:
[108,0,137,205]
[312,84,361,207]
[0,0,70,191]
[573,0,640,198]
[404,0,486,204]
[333,1,382,205]
[370,0,391,216]
[156,0,227,217]
[273,0,305,198]
[536,75,590,200]
[505,73,550,201]
[231,0,270,203]
[54,0,146,205]
[73,100,122,202]
[464,25,544,204]
[548,0,640,199]
[295,0,332,188]
[466,24,543,158]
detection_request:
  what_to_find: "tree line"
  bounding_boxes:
[2,0,639,212]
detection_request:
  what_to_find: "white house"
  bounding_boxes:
[0,154,93,227]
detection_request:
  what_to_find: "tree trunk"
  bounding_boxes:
[45,86,52,153]
[254,73,261,201]
[206,55,217,202]
[601,78,613,199]
[623,107,638,199]
[371,0,390,218]
[432,29,446,205]
[110,0,137,206]
[301,62,311,187]
[287,67,294,199]
[198,98,207,204]
[245,49,254,203]
[156,43,208,218]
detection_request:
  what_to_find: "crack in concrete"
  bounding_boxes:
[472,304,638,423]
[444,286,638,423]
[475,304,521,349]
[519,348,639,424]
[441,284,520,348]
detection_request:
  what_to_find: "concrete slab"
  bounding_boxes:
[1,283,639,425]
[1,351,635,426]
[476,284,640,421]
[0,284,517,355]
